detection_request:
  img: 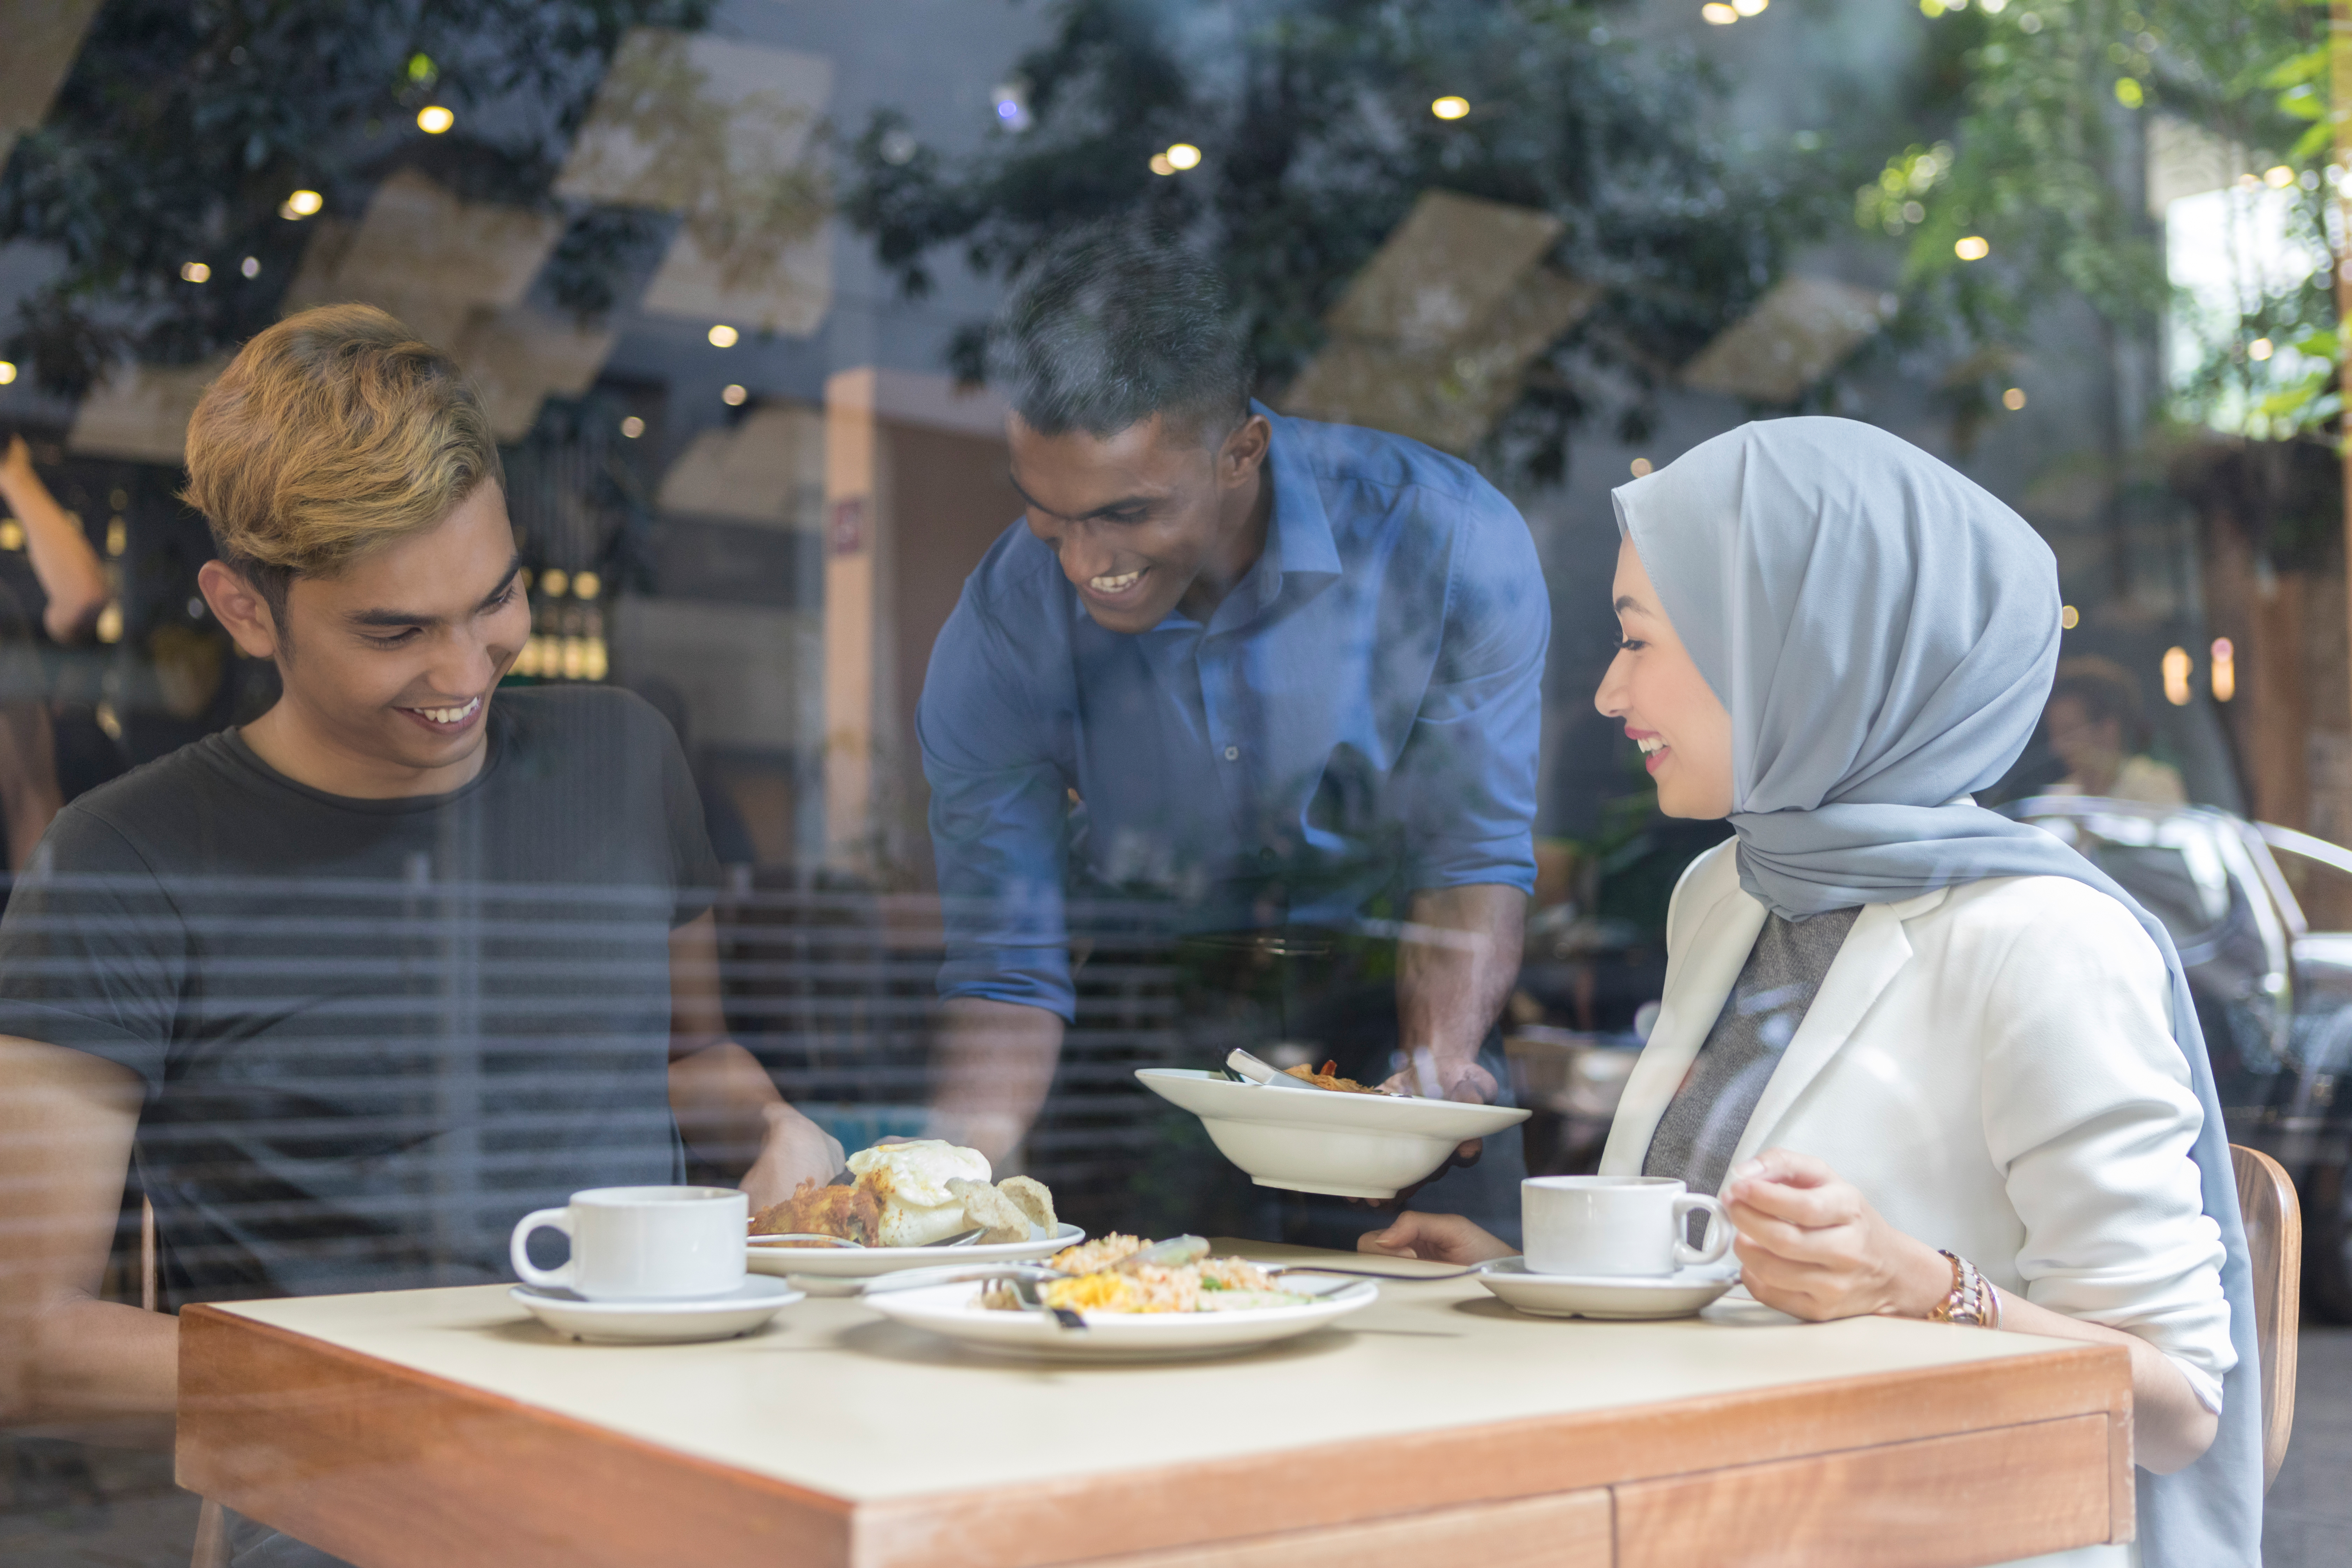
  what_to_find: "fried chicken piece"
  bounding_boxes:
[749,1177,882,1244]
[996,1175,1058,1234]
[1281,1058,1386,1094]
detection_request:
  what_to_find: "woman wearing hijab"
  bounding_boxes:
[1363,419,2259,1568]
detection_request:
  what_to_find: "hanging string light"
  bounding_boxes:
[2161,646,2192,707]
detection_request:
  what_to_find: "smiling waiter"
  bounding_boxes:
[916,230,1548,1236]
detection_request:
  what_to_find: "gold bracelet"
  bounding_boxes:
[1928,1250,1993,1327]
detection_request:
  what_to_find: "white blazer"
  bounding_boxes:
[1601,840,2234,1398]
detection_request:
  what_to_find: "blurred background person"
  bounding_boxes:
[0,433,112,645]
[0,434,112,869]
[2040,655,2188,805]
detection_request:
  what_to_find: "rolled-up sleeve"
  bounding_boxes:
[918,587,1076,1022]
[1981,883,2234,1402]
[1390,488,1547,895]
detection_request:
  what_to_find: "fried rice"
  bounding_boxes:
[980,1233,1311,1315]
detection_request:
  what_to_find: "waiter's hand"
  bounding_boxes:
[1379,1052,1498,1161]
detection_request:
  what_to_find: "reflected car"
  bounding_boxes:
[2000,796,2352,1323]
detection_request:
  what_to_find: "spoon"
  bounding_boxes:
[1259,1261,1500,1281]
[1009,1274,1087,1329]
[1224,1048,1324,1090]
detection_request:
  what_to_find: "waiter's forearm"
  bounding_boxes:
[1396,884,1526,1095]
[929,997,1063,1167]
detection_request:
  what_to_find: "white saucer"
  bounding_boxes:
[509,1275,803,1344]
[1478,1258,1740,1320]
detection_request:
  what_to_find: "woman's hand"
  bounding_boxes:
[1724,1149,2221,1474]
[1720,1148,1953,1321]
[1357,1211,1517,1265]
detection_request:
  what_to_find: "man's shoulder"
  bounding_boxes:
[947,519,1072,632]
[1276,411,1500,511]
[499,683,668,746]
[54,734,247,862]
[493,686,691,811]
[1272,413,1532,584]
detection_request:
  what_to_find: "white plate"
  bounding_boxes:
[864,1274,1379,1362]
[1477,1257,1739,1320]
[1136,1068,1532,1198]
[509,1276,804,1344]
[748,1222,1086,1279]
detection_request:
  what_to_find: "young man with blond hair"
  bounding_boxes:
[0,307,838,1470]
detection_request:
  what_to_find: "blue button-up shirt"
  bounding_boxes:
[918,408,1548,1020]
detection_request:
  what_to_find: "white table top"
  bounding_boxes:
[210,1246,2084,1505]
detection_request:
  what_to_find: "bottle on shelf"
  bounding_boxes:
[575,571,608,683]
[527,567,569,679]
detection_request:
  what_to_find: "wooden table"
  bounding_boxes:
[178,1243,2133,1568]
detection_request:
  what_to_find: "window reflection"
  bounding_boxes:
[0,0,2342,1561]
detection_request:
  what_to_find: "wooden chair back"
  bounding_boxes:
[2229,1144,2300,1491]
[140,1197,231,1568]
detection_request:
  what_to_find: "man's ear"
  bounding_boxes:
[196,560,281,661]
[1217,412,1272,488]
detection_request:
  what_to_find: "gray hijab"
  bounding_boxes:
[1616,417,2260,1567]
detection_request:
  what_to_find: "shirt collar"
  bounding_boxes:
[1209,403,1340,634]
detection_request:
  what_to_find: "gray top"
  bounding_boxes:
[0,687,717,1307]
[1642,905,1861,1196]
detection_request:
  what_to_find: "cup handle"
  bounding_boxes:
[510,1208,574,1290]
[1673,1194,1733,1267]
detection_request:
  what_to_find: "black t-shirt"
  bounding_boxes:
[0,687,719,1305]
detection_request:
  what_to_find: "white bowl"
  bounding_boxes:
[1135,1068,1531,1198]
[865,1275,1378,1361]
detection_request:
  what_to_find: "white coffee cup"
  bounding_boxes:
[510,1185,748,1301]
[1522,1175,1732,1278]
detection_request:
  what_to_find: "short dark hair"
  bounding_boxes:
[987,227,1253,441]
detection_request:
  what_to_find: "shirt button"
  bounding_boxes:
[1223,746,1239,761]
[1259,847,1277,864]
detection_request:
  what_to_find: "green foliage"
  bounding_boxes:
[0,0,714,398]
[843,0,1841,482]
[1867,0,2328,438]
